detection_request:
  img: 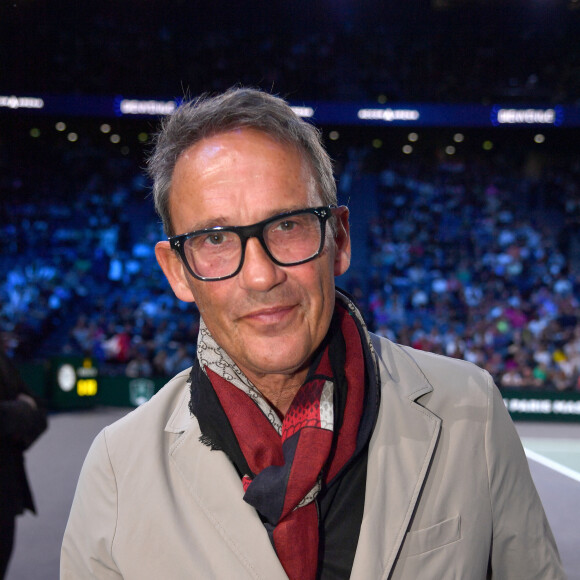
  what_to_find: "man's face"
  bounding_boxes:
[155,128,350,385]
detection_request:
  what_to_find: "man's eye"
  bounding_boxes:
[276,220,297,232]
[206,232,226,245]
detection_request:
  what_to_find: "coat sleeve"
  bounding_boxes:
[60,428,123,579]
[485,375,567,579]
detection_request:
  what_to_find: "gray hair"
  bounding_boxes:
[147,87,337,236]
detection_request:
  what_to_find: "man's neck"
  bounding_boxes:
[241,368,308,417]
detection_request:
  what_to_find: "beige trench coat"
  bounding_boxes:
[61,334,566,579]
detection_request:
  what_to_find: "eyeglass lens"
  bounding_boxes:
[183,211,324,279]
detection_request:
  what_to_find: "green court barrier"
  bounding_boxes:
[13,358,580,420]
[97,376,168,407]
[501,388,580,422]
[18,357,169,409]
[16,362,49,399]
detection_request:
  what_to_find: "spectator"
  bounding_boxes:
[0,342,47,578]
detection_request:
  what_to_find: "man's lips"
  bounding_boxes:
[239,305,297,324]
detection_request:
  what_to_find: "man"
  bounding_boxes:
[61,88,565,579]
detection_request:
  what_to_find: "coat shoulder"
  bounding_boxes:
[370,333,493,410]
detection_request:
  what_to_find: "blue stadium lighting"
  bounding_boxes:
[1,95,578,128]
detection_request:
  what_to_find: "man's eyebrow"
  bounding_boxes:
[185,217,231,232]
[183,206,309,233]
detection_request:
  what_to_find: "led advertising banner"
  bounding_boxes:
[2,94,580,127]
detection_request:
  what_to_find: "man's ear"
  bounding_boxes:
[333,205,351,276]
[155,241,196,303]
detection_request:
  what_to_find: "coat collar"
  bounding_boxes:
[164,380,193,434]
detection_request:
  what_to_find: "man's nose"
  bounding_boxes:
[238,237,285,291]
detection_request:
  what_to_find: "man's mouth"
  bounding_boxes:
[240,305,297,326]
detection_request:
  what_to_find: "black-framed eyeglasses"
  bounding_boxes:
[169,206,335,281]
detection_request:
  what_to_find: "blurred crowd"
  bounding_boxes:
[358,153,580,391]
[0,145,200,377]
[2,0,580,389]
[2,136,580,390]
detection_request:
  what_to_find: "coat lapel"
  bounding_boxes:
[352,336,441,580]
[165,387,288,580]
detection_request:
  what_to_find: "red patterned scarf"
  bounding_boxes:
[190,293,379,580]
